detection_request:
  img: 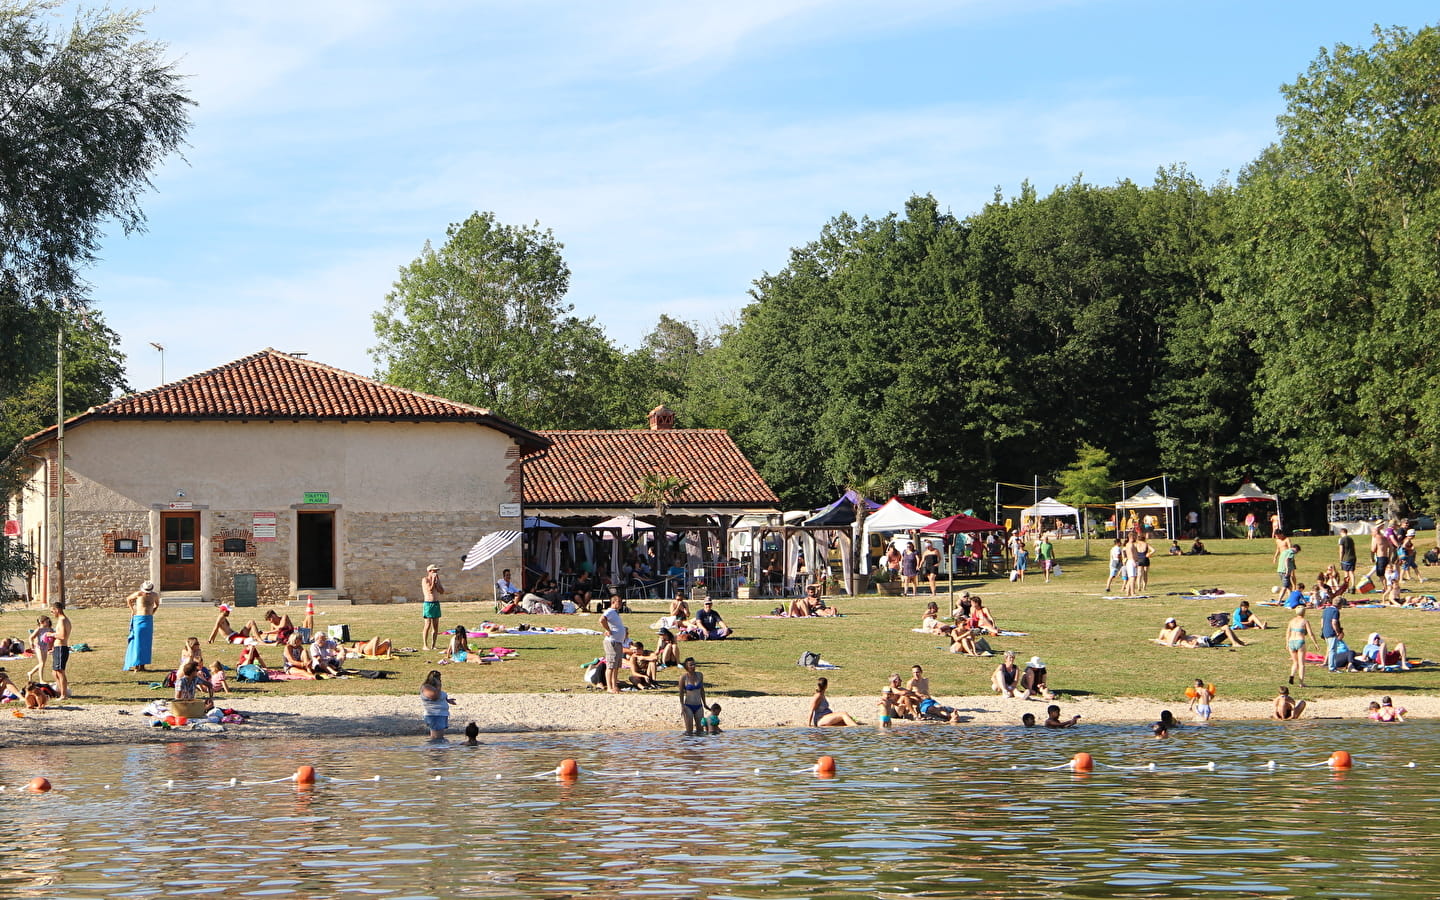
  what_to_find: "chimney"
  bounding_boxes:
[648,404,676,430]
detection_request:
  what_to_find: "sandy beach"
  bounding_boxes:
[1,689,1430,747]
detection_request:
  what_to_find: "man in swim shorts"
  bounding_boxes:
[50,602,72,700]
[1337,527,1356,593]
[421,564,445,650]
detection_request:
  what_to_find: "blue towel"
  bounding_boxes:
[124,614,154,669]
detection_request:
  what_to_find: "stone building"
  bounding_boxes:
[5,350,547,607]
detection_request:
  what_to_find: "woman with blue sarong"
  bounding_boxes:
[123,581,160,672]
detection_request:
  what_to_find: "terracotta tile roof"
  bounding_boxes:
[20,349,546,449]
[525,430,779,508]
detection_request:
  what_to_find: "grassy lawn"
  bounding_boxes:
[11,532,1440,706]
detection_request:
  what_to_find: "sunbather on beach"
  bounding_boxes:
[654,628,680,668]
[810,676,858,726]
[1361,632,1411,670]
[207,605,259,644]
[236,644,268,668]
[1157,617,1246,648]
[281,632,313,676]
[992,650,1020,698]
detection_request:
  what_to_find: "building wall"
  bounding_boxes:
[16,420,527,606]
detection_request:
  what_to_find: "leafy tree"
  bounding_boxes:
[0,3,182,484]
[1221,25,1440,508]
[371,212,627,429]
[1056,443,1113,554]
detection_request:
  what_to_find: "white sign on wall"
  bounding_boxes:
[498,503,521,518]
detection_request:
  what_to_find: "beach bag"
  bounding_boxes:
[1207,613,1229,628]
[798,651,820,668]
[236,663,268,683]
[1051,564,1063,577]
[1009,570,1019,582]
[328,624,351,642]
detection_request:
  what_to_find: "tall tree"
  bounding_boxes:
[1222,26,1440,508]
[0,2,187,482]
[371,212,627,429]
[1056,443,1113,554]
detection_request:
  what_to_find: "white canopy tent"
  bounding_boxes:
[1328,477,1391,534]
[862,497,939,534]
[1116,485,1179,540]
[1018,497,1081,537]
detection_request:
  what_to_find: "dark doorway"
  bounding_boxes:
[296,511,335,589]
[160,511,200,590]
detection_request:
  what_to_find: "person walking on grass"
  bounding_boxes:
[1105,538,1124,594]
[1285,606,1318,688]
[1037,534,1055,583]
[421,564,445,651]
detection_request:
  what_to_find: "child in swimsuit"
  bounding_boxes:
[1188,679,1213,722]
[705,702,722,734]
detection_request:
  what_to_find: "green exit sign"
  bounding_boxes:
[303,491,330,504]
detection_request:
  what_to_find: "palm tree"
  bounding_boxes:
[634,473,691,575]
[845,473,892,596]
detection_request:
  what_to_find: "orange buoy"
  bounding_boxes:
[1328,751,1353,770]
[1071,753,1094,772]
[294,765,317,785]
[815,755,837,777]
[26,777,51,793]
[556,758,579,779]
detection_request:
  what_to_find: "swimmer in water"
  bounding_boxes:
[1044,704,1080,728]
[1020,712,1037,727]
[464,721,480,745]
[1152,709,1179,738]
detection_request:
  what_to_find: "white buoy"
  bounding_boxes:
[1266,760,1277,769]
[1205,762,1216,771]
[434,775,442,781]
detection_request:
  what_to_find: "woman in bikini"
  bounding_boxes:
[969,596,999,635]
[679,657,707,735]
[809,676,858,726]
[26,616,52,683]
[1285,607,1317,686]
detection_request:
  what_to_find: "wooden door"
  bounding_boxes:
[160,512,200,590]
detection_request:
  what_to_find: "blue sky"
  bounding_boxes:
[79,0,1437,390]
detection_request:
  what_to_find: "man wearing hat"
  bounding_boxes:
[122,580,160,672]
[1019,655,1053,701]
[421,564,446,650]
[696,598,731,640]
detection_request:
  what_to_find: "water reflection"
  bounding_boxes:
[1,722,1437,897]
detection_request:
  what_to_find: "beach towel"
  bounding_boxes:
[746,614,845,619]
[124,615,154,669]
[1177,592,1245,600]
[497,626,602,636]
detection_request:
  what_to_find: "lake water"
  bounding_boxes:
[2,721,1436,899]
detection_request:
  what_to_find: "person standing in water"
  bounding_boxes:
[419,669,455,741]
[679,656,708,735]
[123,581,159,673]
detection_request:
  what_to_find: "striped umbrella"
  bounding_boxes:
[462,530,523,571]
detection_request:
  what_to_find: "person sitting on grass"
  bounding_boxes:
[1360,632,1412,670]
[625,641,658,689]
[654,628,680,668]
[967,596,999,635]
[309,631,345,676]
[696,599,732,640]
[1188,539,1210,555]
[919,601,948,634]
[1230,600,1268,630]
[208,605,260,644]
[1168,539,1184,556]
[236,643,268,669]
[252,610,295,644]
[281,632,313,677]
[947,620,982,656]
[1156,617,1246,648]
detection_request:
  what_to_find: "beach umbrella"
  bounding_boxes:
[463,530,524,595]
[919,514,1004,602]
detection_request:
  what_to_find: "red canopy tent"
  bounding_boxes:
[919,514,1004,600]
